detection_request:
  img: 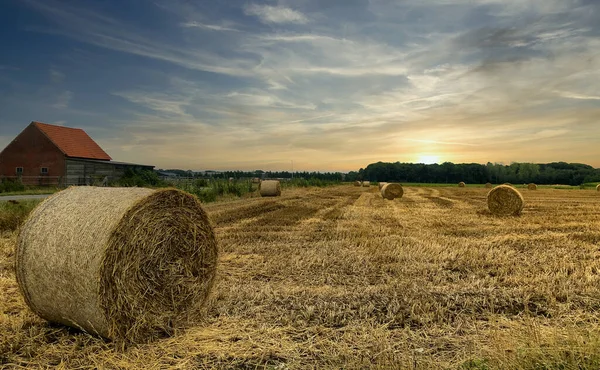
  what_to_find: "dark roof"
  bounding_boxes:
[68,157,154,168]
[33,121,112,160]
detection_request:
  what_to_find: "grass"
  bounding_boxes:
[0,188,59,197]
[1,185,600,368]
[0,200,40,232]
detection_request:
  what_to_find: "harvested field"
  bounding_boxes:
[2,185,600,368]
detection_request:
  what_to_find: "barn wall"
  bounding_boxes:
[65,159,153,186]
[65,159,123,186]
[0,123,65,186]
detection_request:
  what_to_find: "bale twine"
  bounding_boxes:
[527,183,537,190]
[378,182,388,190]
[354,181,361,187]
[259,180,281,197]
[16,187,218,343]
[381,183,403,200]
[458,182,466,188]
[362,181,371,187]
[487,184,524,216]
[485,182,493,188]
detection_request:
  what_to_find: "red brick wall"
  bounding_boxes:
[0,123,65,185]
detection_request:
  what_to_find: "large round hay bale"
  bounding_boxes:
[487,184,524,216]
[485,182,493,188]
[381,183,403,200]
[458,182,466,188]
[16,187,218,343]
[354,181,361,187]
[378,182,388,190]
[596,184,600,192]
[527,183,537,190]
[259,180,281,196]
[362,181,371,187]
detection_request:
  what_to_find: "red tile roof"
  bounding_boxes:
[33,121,112,160]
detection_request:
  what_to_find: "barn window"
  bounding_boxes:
[16,167,23,175]
[41,167,48,174]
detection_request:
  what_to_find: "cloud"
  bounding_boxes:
[180,21,239,32]
[244,4,309,24]
[49,69,65,82]
[52,91,73,109]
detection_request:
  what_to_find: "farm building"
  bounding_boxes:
[0,121,154,186]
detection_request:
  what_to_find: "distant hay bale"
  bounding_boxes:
[251,177,260,184]
[485,182,493,188]
[596,184,600,192]
[16,187,218,343]
[354,181,361,187]
[362,181,371,187]
[381,183,403,200]
[259,180,281,197]
[378,182,388,190]
[487,184,524,216]
[528,183,537,190]
[458,182,466,188]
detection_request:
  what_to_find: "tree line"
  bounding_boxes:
[346,162,600,186]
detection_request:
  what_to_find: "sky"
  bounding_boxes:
[0,0,599,172]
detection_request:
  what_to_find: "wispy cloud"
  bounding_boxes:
[49,69,65,83]
[52,91,72,109]
[244,4,309,24]
[180,21,239,32]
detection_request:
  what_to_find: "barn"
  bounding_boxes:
[0,121,154,186]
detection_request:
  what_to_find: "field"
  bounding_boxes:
[2,185,600,369]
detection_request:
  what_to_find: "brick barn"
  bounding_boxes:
[0,121,154,186]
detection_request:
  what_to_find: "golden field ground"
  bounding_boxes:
[2,185,600,369]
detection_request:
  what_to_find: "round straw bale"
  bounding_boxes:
[354,181,361,187]
[487,184,524,216]
[458,182,466,188]
[259,180,281,197]
[381,183,403,200]
[485,182,493,188]
[362,181,371,187]
[16,187,218,343]
[527,183,537,190]
[378,182,388,190]
[596,184,600,192]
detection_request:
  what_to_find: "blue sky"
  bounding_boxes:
[1,0,599,171]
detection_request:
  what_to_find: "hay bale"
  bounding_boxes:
[16,187,218,343]
[527,183,537,190]
[485,182,493,189]
[378,182,388,190]
[354,181,361,187]
[362,181,371,187]
[596,184,600,192]
[487,184,524,216]
[381,183,403,200]
[458,182,466,188]
[259,180,281,197]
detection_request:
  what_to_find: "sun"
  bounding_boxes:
[416,155,441,164]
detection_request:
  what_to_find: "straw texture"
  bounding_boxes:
[259,180,281,197]
[487,185,524,216]
[381,183,403,200]
[16,187,218,343]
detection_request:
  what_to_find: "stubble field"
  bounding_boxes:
[2,185,600,369]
